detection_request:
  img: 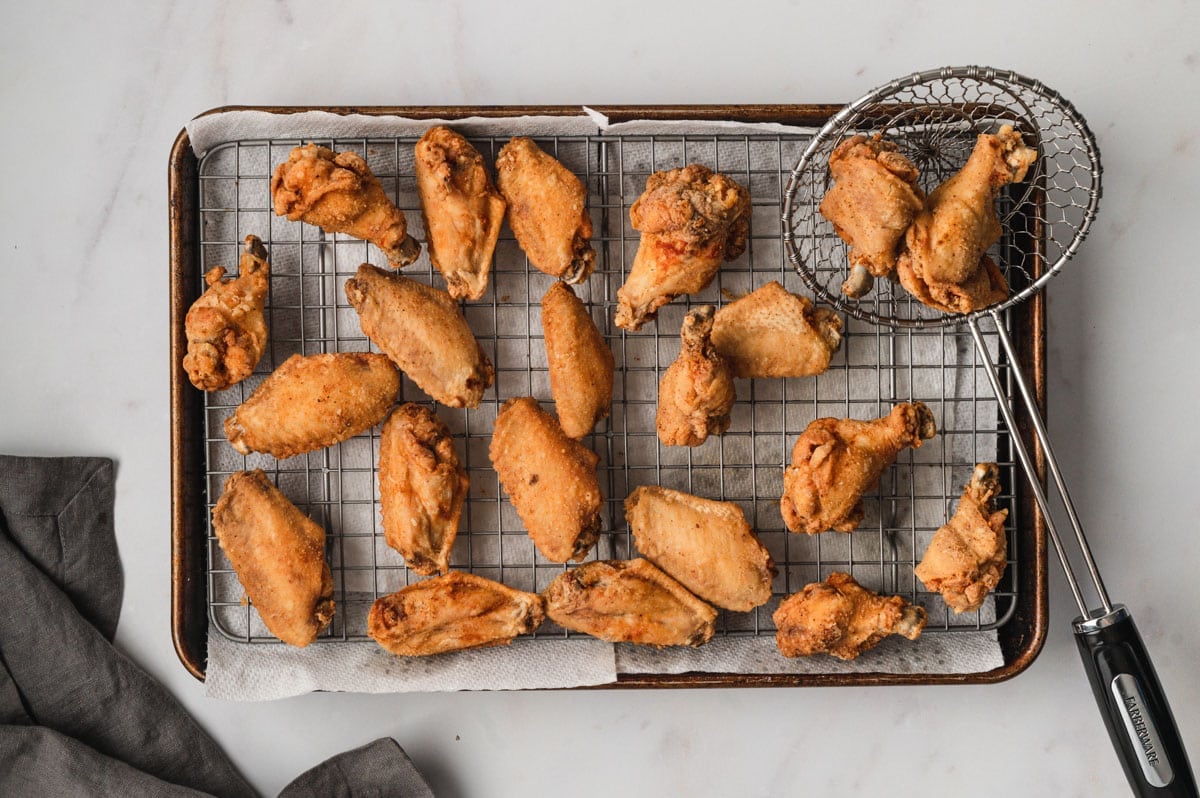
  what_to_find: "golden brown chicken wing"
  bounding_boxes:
[496,137,595,283]
[212,469,334,647]
[183,235,270,391]
[614,164,750,331]
[367,572,544,657]
[710,281,843,379]
[896,125,1036,314]
[271,144,419,268]
[819,134,925,298]
[344,264,494,409]
[224,352,399,459]
[414,126,506,300]
[625,486,775,612]
[915,462,1009,613]
[781,402,936,534]
[489,397,602,563]
[379,404,469,576]
[541,281,614,439]
[543,559,716,647]
[656,305,736,447]
[774,572,926,660]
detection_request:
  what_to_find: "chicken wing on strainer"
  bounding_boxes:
[656,305,736,447]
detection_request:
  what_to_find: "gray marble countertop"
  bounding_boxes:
[1,2,1196,795]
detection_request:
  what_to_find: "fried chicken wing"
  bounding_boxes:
[774,572,926,660]
[896,125,1036,314]
[614,164,750,330]
[368,572,544,656]
[271,144,419,268]
[625,486,775,612]
[710,281,843,379]
[541,281,614,439]
[212,470,334,647]
[915,462,1009,613]
[496,137,595,283]
[489,397,603,563]
[344,264,494,408]
[183,235,270,391]
[543,559,716,647]
[819,134,925,298]
[379,404,469,576]
[224,352,399,459]
[781,402,936,534]
[414,126,506,300]
[656,305,736,447]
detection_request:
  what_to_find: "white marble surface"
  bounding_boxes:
[1,2,1197,795]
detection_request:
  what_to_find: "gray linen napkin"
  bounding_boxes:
[0,454,432,797]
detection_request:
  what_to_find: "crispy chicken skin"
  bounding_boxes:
[414,126,506,300]
[379,404,469,576]
[183,235,271,391]
[212,470,334,647]
[625,486,776,612]
[819,135,925,298]
[543,559,717,647]
[368,572,544,656]
[224,352,399,459]
[915,463,1009,613]
[489,397,603,562]
[710,281,843,379]
[541,282,614,439]
[496,137,595,283]
[271,144,419,268]
[615,164,750,330]
[774,572,926,660]
[656,305,736,447]
[896,125,1036,314]
[344,264,494,409]
[781,402,937,534]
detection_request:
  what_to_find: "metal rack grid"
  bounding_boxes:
[196,131,1021,647]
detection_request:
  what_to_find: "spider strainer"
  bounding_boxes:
[783,67,1194,796]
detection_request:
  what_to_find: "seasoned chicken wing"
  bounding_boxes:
[271,143,419,268]
[541,281,614,439]
[212,469,334,647]
[496,137,595,283]
[614,164,750,331]
[896,125,1036,314]
[415,126,506,300]
[344,264,494,408]
[819,134,925,298]
[489,397,602,563]
[183,235,270,391]
[368,572,544,656]
[781,402,936,534]
[774,572,926,660]
[625,486,775,612]
[656,305,736,447]
[710,281,843,379]
[224,352,399,459]
[544,559,716,647]
[380,404,469,576]
[915,462,1009,613]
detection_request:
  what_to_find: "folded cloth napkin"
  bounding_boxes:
[0,454,433,798]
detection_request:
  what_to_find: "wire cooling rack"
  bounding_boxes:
[197,132,1022,646]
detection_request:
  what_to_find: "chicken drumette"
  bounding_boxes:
[656,305,736,447]
[615,164,750,331]
[271,144,420,268]
[896,125,1036,314]
[774,572,927,660]
[915,462,1009,613]
[781,402,936,534]
[183,235,270,391]
[710,281,843,379]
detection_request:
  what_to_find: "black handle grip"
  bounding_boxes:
[1074,605,1197,797]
